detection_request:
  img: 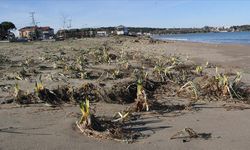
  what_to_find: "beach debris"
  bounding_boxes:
[73,83,102,103]
[9,81,104,106]
[170,127,211,142]
[14,83,38,104]
[5,43,249,109]
[112,111,130,122]
[2,37,250,144]
[176,71,248,101]
[134,79,149,112]
[170,128,198,139]
[0,54,11,64]
[111,69,122,79]
[179,81,199,100]
[205,61,209,68]
[52,85,74,103]
[35,81,61,105]
[205,61,215,68]
[222,103,250,111]
[76,98,141,143]
[76,98,93,129]
[195,66,203,75]
[106,80,137,104]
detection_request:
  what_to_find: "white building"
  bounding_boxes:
[96,31,108,37]
[116,25,128,35]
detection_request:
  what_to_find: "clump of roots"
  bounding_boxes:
[197,73,247,101]
[73,83,103,103]
[35,81,62,105]
[106,79,158,104]
[177,72,249,101]
[52,85,74,103]
[12,82,104,106]
[133,79,149,112]
[14,83,38,104]
[106,80,137,104]
[76,98,141,142]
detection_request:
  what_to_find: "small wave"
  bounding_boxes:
[160,38,188,41]
[153,32,250,45]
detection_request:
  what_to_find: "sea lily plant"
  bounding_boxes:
[77,98,92,130]
[215,71,243,99]
[135,79,149,112]
[195,66,203,75]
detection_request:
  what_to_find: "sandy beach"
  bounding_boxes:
[0,36,250,150]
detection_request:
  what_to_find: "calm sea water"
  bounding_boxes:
[153,31,250,44]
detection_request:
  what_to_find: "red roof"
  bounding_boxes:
[19,26,37,31]
[19,26,53,32]
[39,26,53,31]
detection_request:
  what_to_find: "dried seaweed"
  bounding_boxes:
[170,127,211,141]
[73,83,103,103]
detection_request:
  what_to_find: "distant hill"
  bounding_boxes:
[55,25,250,39]
[230,25,250,32]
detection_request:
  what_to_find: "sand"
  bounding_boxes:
[0,36,250,150]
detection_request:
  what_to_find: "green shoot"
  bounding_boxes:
[14,83,20,97]
[195,66,203,75]
[35,81,44,94]
[136,79,149,111]
[79,98,91,126]
[179,81,198,100]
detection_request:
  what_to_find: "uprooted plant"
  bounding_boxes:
[177,71,248,101]
[76,98,93,129]
[195,66,203,76]
[213,72,244,99]
[178,81,199,100]
[75,98,142,142]
[134,79,149,112]
[13,83,38,104]
[73,83,103,103]
[34,81,62,105]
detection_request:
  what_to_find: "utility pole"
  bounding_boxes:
[61,14,68,39]
[62,15,67,29]
[29,12,40,40]
[30,12,36,26]
[67,19,72,29]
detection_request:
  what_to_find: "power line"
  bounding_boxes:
[29,12,36,26]
[62,15,67,29]
[67,19,72,29]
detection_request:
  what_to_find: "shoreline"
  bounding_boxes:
[152,31,250,45]
[155,38,250,46]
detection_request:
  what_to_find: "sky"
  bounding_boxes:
[1,0,250,31]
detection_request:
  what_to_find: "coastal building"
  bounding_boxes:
[19,26,54,40]
[56,28,97,40]
[136,32,142,36]
[116,25,128,35]
[39,26,54,39]
[96,31,108,37]
[143,32,151,36]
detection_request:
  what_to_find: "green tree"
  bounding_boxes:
[1,21,16,31]
[0,21,16,40]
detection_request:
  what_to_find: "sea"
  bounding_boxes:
[152,31,250,45]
